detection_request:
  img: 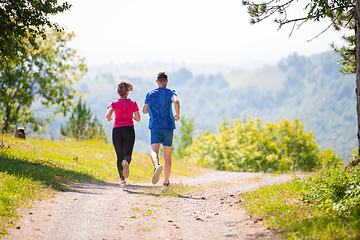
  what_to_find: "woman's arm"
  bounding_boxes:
[133,111,141,122]
[106,107,114,121]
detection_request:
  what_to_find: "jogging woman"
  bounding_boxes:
[106,81,140,187]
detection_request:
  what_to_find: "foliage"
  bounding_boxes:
[241,149,360,239]
[301,165,360,218]
[240,176,360,239]
[0,29,87,133]
[174,116,195,158]
[331,13,356,74]
[60,98,106,141]
[300,149,360,218]
[0,0,71,61]
[242,0,356,79]
[183,115,342,172]
[242,0,360,157]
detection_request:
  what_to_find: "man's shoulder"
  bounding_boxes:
[162,88,177,95]
[146,88,160,95]
[146,88,176,101]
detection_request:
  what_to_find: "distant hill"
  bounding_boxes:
[38,51,357,160]
[223,66,287,91]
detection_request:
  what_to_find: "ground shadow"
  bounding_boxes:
[123,184,207,200]
[0,154,99,191]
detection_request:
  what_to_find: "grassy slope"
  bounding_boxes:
[222,66,287,91]
[241,171,360,240]
[0,136,204,237]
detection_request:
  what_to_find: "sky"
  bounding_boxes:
[50,0,350,68]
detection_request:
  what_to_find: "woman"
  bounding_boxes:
[106,81,140,187]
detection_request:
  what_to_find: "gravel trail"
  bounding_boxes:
[4,171,296,240]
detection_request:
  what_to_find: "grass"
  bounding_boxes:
[0,135,204,237]
[240,173,360,239]
[3,135,358,239]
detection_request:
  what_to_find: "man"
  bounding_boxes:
[142,72,180,191]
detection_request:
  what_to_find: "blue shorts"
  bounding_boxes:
[150,128,174,146]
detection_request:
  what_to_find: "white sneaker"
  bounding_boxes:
[162,181,171,191]
[120,180,127,188]
[122,160,129,171]
[151,165,163,184]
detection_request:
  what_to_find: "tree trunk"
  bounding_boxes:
[3,105,11,134]
[355,0,360,156]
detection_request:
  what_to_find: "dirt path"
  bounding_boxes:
[4,171,297,240]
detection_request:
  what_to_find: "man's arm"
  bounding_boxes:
[142,103,149,114]
[172,96,180,121]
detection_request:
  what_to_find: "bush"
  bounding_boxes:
[301,149,360,217]
[184,115,341,172]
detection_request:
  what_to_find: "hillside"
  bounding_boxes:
[37,51,356,159]
[223,66,287,91]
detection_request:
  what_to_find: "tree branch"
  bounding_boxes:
[306,12,342,42]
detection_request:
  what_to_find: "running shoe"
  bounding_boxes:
[151,165,163,184]
[122,160,129,171]
[120,180,127,188]
[162,181,171,191]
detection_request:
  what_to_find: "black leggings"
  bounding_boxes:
[112,126,135,176]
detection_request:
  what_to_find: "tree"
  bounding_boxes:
[175,116,195,158]
[242,0,360,155]
[0,0,71,62]
[0,29,87,133]
[60,98,106,141]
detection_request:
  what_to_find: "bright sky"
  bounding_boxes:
[50,0,350,68]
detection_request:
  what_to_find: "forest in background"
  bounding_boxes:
[39,51,356,160]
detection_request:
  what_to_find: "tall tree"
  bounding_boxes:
[242,0,360,154]
[0,29,87,133]
[0,0,71,62]
[60,98,106,141]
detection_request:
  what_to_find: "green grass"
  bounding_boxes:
[0,172,51,236]
[0,135,204,237]
[3,135,358,239]
[240,172,360,239]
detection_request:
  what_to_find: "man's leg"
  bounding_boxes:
[163,145,172,184]
[151,143,163,184]
[150,143,161,168]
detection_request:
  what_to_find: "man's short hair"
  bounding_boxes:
[157,72,168,82]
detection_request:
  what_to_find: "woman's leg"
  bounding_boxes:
[112,127,125,180]
[122,126,135,178]
[123,127,135,160]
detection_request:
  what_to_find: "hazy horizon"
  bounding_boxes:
[50,0,351,68]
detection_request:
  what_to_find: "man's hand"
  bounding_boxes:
[174,115,180,121]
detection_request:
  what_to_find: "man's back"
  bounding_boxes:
[145,87,176,129]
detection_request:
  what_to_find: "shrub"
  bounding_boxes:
[184,115,341,172]
[301,149,360,217]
